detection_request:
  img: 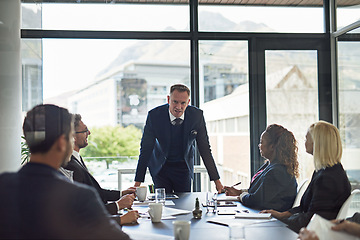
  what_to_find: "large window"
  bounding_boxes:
[41,38,190,190]
[198,6,324,33]
[20,1,360,191]
[42,38,190,122]
[22,3,189,31]
[337,5,360,32]
[200,40,249,190]
[266,50,319,182]
[338,42,360,191]
[22,39,42,112]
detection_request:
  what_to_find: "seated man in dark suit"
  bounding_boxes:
[64,113,137,225]
[0,104,132,239]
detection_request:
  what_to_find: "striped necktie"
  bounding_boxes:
[172,118,183,125]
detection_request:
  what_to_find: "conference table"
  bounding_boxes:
[122,192,298,240]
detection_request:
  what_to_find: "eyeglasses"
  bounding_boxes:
[76,128,89,134]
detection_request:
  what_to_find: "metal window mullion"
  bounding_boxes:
[190,0,201,192]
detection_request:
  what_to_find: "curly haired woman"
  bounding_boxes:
[224,124,299,212]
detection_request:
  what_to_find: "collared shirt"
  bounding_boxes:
[168,110,185,123]
[72,150,81,161]
[72,150,87,169]
[59,167,74,182]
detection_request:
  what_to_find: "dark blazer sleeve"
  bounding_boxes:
[66,185,129,239]
[195,110,220,181]
[135,111,157,182]
[241,163,297,212]
[105,202,119,215]
[284,164,351,233]
[347,212,360,223]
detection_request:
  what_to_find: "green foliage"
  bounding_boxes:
[21,136,30,165]
[81,125,142,161]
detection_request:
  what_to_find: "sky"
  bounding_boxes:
[23,3,359,99]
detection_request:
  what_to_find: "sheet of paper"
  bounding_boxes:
[216,195,240,201]
[134,206,191,219]
[207,217,277,227]
[137,212,176,221]
[307,214,358,240]
[133,200,175,206]
[162,206,191,217]
[234,212,271,219]
[124,229,173,240]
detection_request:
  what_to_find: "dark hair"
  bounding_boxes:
[265,124,299,178]
[72,113,82,130]
[170,84,190,96]
[23,104,72,154]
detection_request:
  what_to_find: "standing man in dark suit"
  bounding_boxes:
[64,114,138,225]
[134,84,223,193]
[0,104,130,239]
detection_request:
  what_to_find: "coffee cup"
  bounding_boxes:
[136,186,147,201]
[148,202,163,223]
[173,220,191,240]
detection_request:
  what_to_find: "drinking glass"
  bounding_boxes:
[228,224,245,240]
[155,188,166,205]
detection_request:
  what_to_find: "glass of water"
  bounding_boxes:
[155,188,166,205]
[228,223,245,240]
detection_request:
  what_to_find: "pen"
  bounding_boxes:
[231,181,242,187]
[235,209,249,213]
[337,219,345,224]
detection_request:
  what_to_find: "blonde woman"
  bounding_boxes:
[225,124,299,212]
[262,121,351,233]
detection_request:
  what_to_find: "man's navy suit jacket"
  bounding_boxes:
[0,163,129,239]
[65,155,120,215]
[135,104,220,182]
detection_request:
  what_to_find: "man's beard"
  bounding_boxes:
[79,140,88,149]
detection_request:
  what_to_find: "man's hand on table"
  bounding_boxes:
[120,210,140,225]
